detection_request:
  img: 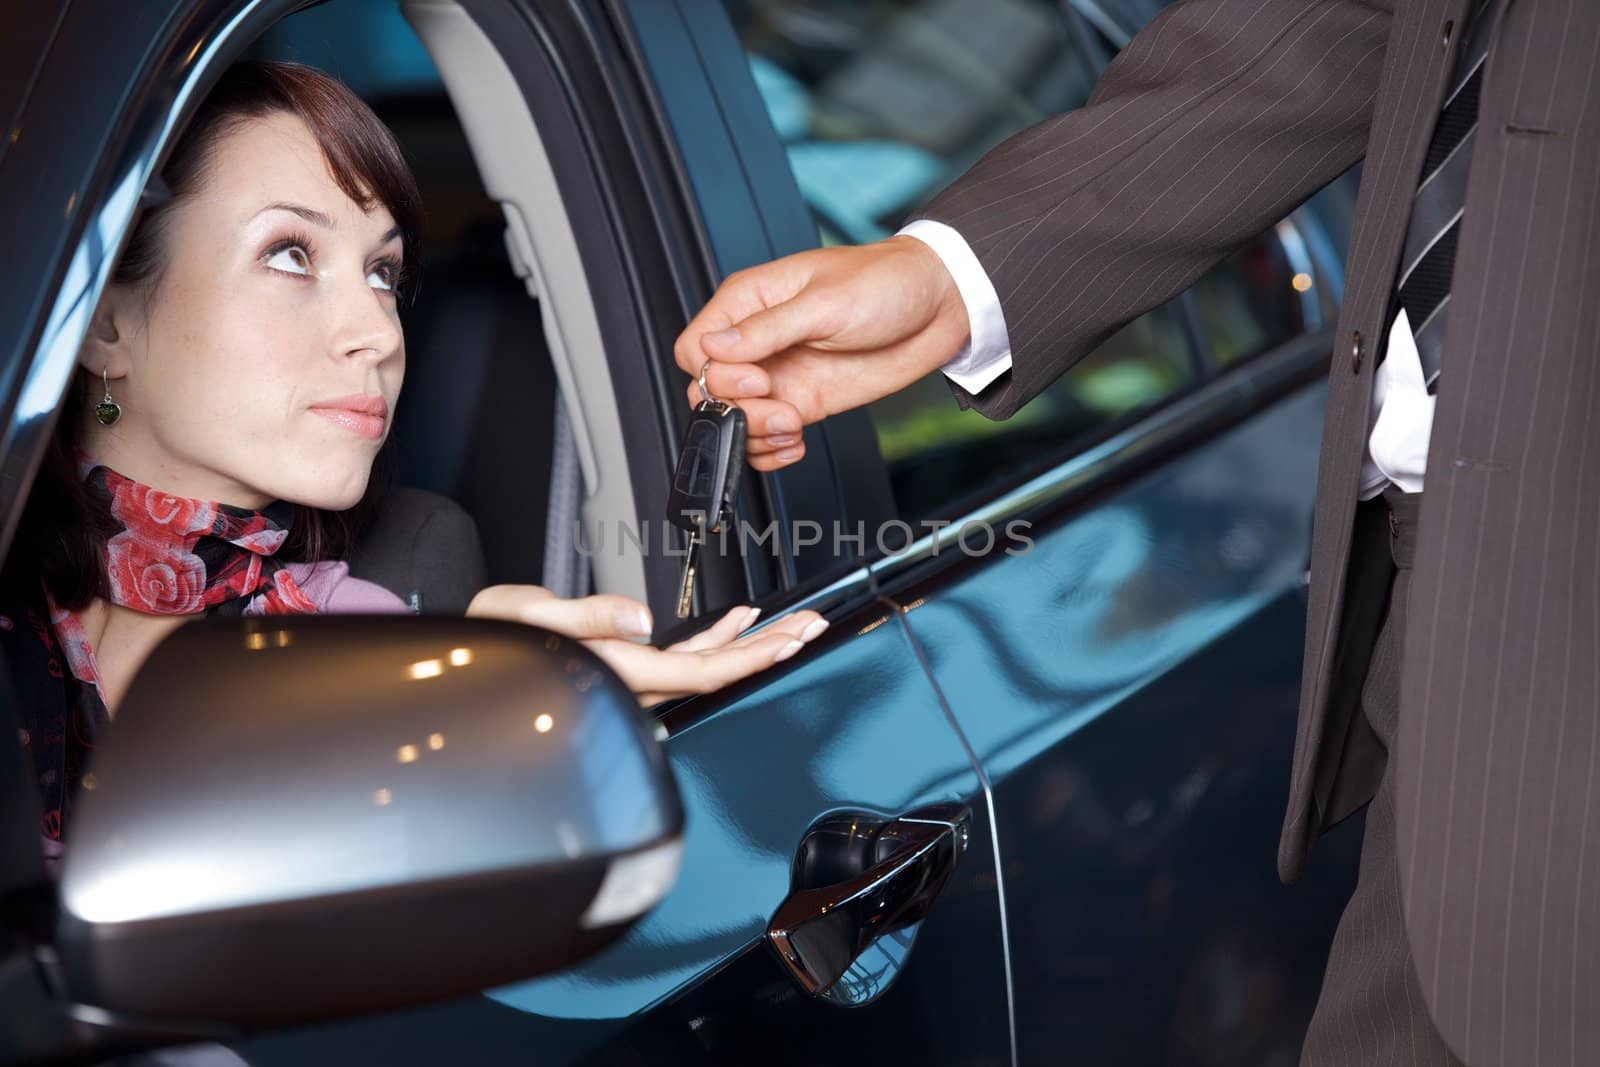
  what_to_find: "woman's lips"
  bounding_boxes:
[311,408,385,439]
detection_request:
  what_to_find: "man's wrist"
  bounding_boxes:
[897,220,1014,394]
[889,233,971,362]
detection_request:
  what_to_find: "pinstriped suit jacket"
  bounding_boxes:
[915,0,1600,1062]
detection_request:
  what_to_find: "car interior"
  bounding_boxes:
[246,0,648,615]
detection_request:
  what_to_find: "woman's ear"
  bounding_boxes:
[77,288,135,381]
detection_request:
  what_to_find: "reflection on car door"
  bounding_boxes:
[879,369,1366,1064]
[699,0,1370,1055]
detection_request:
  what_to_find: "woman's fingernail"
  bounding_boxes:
[738,607,762,632]
[800,618,830,642]
[765,413,800,435]
[705,327,741,350]
[737,376,763,395]
[774,639,804,663]
[775,446,804,463]
[766,434,797,447]
[619,607,653,636]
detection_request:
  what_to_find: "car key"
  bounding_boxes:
[669,401,747,617]
[675,514,706,621]
[668,365,748,618]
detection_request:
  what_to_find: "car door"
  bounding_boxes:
[696,0,1370,1063]
[237,582,1012,1067]
[871,366,1367,1067]
[0,0,1015,1063]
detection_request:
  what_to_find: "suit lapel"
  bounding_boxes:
[1282,0,1471,878]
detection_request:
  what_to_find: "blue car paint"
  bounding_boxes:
[484,598,1005,1024]
[882,381,1363,1062]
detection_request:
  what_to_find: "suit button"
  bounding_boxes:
[1351,330,1364,373]
[1442,19,1454,49]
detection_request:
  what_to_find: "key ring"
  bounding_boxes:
[698,359,727,409]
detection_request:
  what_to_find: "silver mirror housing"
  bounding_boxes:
[54,616,682,1030]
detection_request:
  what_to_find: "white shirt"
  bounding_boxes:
[900,219,1431,498]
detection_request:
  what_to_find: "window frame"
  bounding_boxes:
[612,0,903,611]
[0,0,303,567]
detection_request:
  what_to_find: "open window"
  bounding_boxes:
[243,0,656,607]
[5,0,673,615]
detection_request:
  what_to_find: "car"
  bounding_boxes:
[0,0,1367,1064]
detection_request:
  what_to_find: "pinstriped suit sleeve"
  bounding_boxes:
[914,0,1393,419]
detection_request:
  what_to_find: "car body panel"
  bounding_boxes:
[881,376,1363,1063]
[485,595,1001,1021]
[0,3,69,178]
[687,3,1365,1057]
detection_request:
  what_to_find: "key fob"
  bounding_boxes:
[667,400,746,534]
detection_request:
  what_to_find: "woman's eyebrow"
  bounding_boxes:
[253,203,398,248]
[253,201,336,229]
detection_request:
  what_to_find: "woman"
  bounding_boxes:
[0,60,826,848]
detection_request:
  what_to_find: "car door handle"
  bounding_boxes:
[766,803,969,1000]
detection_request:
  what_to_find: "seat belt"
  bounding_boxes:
[541,390,590,599]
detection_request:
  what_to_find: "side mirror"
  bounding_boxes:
[51,615,682,1032]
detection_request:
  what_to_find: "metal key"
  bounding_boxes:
[668,364,748,618]
[676,514,706,620]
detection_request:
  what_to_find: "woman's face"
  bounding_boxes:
[83,111,405,510]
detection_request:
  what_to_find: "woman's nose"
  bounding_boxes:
[332,281,403,364]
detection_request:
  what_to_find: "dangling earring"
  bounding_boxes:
[95,366,122,426]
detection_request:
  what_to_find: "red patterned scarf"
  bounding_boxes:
[81,458,316,618]
[45,458,316,691]
[9,460,319,841]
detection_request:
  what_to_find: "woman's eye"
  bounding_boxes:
[266,245,311,275]
[366,265,395,292]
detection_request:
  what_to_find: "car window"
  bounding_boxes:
[252,0,444,99]
[1061,0,1183,53]
[733,0,1094,245]
[1075,0,1176,40]
[871,299,1198,524]
[1190,234,1307,367]
[1111,0,1175,28]
[726,0,1203,524]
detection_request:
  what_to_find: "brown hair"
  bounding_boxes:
[8,60,422,609]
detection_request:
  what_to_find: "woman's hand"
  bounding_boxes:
[465,585,828,706]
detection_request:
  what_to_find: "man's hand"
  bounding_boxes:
[674,236,971,472]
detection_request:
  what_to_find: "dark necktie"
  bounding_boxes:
[1391,0,1500,392]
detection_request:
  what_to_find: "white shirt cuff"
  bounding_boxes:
[898,219,1014,394]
